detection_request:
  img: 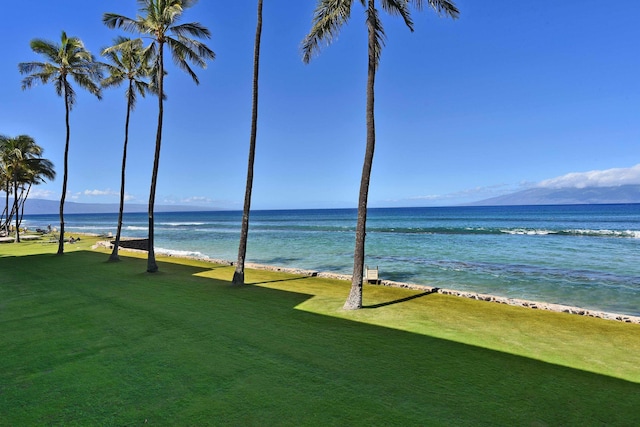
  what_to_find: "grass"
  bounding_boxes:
[1,236,639,425]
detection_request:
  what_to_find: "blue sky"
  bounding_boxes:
[2,1,639,210]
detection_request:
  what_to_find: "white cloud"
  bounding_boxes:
[537,164,640,189]
[180,196,214,204]
[159,195,217,206]
[29,188,56,199]
[83,189,118,197]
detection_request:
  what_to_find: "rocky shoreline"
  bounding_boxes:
[92,240,640,325]
[249,263,640,324]
[177,253,640,325]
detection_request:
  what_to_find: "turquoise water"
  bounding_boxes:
[24,204,640,316]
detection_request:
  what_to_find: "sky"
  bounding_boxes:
[1,1,639,210]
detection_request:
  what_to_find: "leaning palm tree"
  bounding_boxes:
[302,0,459,309]
[0,135,55,242]
[19,31,103,254]
[101,36,154,262]
[0,135,15,235]
[104,0,215,273]
[232,0,264,286]
[16,155,56,234]
[0,135,10,234]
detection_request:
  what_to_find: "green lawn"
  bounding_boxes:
[1,237,639,425]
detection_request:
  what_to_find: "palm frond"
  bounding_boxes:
[24,158,56,183]
[19,70,54,90]
[133,79,151,102]
[381,0,414,31]
[101,67,126,89]
[173,35,215,63]
[180,0,199,9]
[102,36,154,106]
[302,0,355,64]
[161,1,186,27]
[146,66,166,100]
[70,71,102,100]
[102,37,140,56]
[166,37,199,83]
[171,22,211,40]
[412,0,459,18]
[28,39,60,63]
[103,13,145,34]
[62,80,76,106]
[18,61,45,76]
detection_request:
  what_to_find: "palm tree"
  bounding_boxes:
[0,135,55,242]
[302,0,458,309]
[16,155,56,236]
[0,135,10,235]
[104,0,215,273]
[232,0,264,286]
[18,31,103,254]
[101,37,154,262]
[0,135,15,235]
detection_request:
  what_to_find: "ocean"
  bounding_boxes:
[23,204,640,316]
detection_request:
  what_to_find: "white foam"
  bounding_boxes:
[155,247,209,259]
[573,229,640,238]
[500,229,555,235]
[158,222,205,226]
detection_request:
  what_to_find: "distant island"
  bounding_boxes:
[18,185,640,214]
[470,185,640,206]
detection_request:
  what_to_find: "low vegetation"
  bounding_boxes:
[1,237,638,425]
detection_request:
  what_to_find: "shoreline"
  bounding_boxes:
[239,260,640,324]
[96,240,640,325]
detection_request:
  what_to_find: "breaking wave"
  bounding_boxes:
[155,247,209,259]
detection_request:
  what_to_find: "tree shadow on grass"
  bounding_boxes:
[363,289,438,309]
[247,276,313,286]
[2,249,639,426]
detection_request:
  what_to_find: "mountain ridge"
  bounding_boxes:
[15,185,640,214]
[469,184,640,206]
[18,199,216,215]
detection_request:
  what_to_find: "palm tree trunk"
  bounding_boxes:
[233,0,263,286]
[110,81,134,262]
[57,83,71,255]
[147,42,165,273]
[344,0,378,310]
[3,180,9,234]
[7,192,18,230]
[18,184,31,230]
[13,175,20,243]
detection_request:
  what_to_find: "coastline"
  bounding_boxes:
[99,240,640,325]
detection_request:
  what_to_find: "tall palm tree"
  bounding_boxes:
[18,31,103,254]
[232,0,264,286]
[302,0,458,309]
[0,135,55,242]
[101,37,154,262]
[104,0,215,273]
